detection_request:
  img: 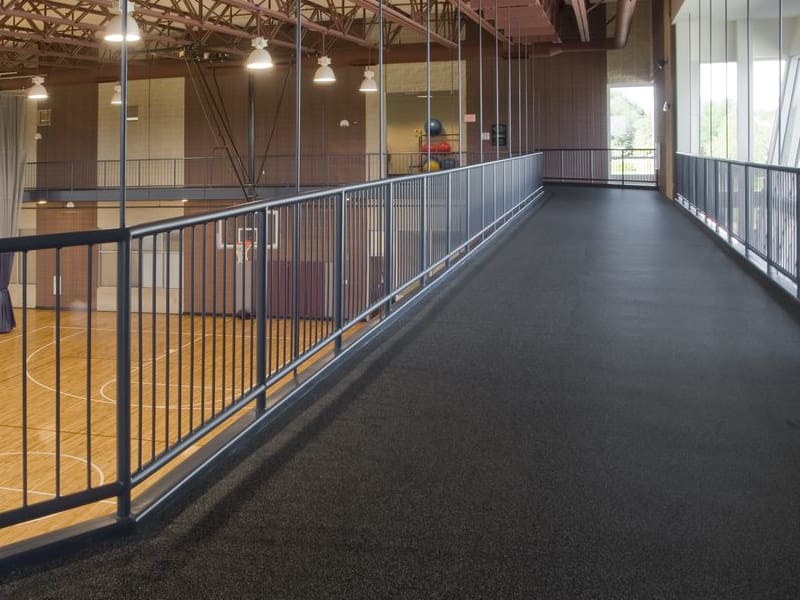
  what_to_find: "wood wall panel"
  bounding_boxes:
[533,51,609,149]
[35,84,98,189]
[35,204,99,309]
[533,3,609,150]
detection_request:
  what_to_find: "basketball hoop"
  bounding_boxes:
[235,239,253,264]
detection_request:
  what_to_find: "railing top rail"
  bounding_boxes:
[130,153,539,237]
[0,227,125,253]
[12,153,541,242]
[536,147,656,152]
[676,152,800,174]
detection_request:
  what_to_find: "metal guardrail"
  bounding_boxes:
[23,154,390,191]
[0,153,544,555]
[539,148,657,187]
[23,152,526,192]
[675,153,800,298]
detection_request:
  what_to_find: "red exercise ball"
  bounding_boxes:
[437,141,451,153]
[421,142,431,152]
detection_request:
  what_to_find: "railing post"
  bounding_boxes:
[796,172,800,299]
[256,209,267,413]
[766,169,773,275]
[714,160,720,233]
[481,164,486,240]
[420,175,428,285]
[292,203,301,360]
[493,164,497,228]
[116,234,131,521]
[621,150,625,186]
[385,182,393,316]
[465,166,471,242]
[727,161,733,244]
[334,191,345,352]
[446,170,452,267]
[702,160,707,224]
[744,166,750,258]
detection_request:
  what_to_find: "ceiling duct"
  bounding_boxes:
[535,0,638,57]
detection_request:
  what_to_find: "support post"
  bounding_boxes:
[116,0,131,522]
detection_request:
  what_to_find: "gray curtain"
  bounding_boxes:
[0,94,27,333]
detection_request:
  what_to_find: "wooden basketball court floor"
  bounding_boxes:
[0,307,344,548]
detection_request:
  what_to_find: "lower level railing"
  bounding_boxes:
[539,148,657,187]
[0,153,543,556]
[675,153,800,298]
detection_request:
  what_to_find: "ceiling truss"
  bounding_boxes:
[0,0,564,76]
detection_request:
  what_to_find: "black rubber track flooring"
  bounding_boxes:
[3,186,800,599]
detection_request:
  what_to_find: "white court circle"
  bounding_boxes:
[0,451,114,520]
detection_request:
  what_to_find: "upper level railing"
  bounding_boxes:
[0,153,543,558]
[675,153,799,299]
[538,148,657,187]
[23,152,522,192]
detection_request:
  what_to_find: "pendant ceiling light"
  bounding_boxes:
[359,68,378,93]
[104,1,141,43]
[313,56,335,84]
[111,84,122,105]
[247,37,274,70]
[27,76,48,101]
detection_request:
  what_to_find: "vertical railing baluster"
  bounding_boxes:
[745,166,750,258]
[256,209,267,412]
[767,169,773,275]
[796,172,800,298]
[446,171,452,268]
[334,192,344,352]
[714,160,720,233]
[292,203,301,362]
[465,167,471,242]
[727,160,733,243]
[421,176,427,284]
[385,183,393,316]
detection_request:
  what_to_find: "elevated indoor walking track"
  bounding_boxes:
[3,186,800,598]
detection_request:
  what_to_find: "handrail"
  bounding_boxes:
[0,153,545,558]
[539,147,657,187]
[676,152,800,174]
[674,153,800,300]
[24,153,528,193]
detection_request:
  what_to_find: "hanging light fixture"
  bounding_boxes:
[104,1,141,43]
[247,37,274,70]
[111,84,122,105]
[27,76,48,101]
[359,68,377,93]
[314,55,335,84]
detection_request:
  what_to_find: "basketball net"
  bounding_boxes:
[235,239,253,264]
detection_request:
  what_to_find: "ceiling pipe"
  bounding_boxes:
[570,0,590,42]
[534,0,638,57]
